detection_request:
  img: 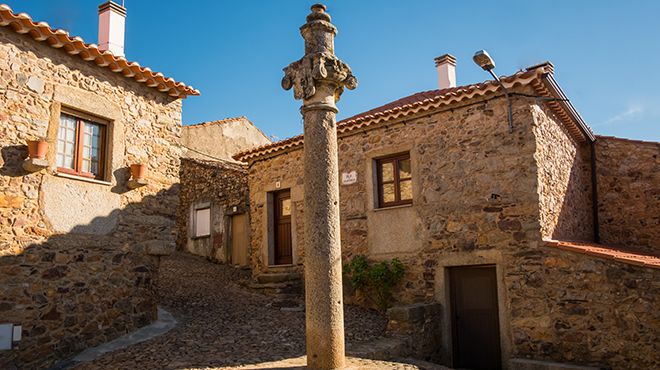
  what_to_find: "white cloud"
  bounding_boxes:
[595,105,644,127]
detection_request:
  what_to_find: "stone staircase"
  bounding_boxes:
[247,269,303,298]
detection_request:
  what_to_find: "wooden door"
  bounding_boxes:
[230,213,248,267]
[274,190,292,265]
[450,265,501,370]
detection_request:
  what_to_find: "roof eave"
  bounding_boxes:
[540,73,595,142]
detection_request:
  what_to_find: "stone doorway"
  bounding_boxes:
[273,189,292,265]
[449,265,501,369]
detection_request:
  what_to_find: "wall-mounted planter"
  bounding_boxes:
[27,140,48,160]
[23,140,49,172]
[127,163,148,189]
[130,163,147,180]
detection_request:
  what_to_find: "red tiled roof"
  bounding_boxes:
[544,240,660,269]
[0,4,199,98]
[234,62,591,162]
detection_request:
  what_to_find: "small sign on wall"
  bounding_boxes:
[341,171,357,185]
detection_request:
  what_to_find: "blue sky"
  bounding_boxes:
[7,0,659,141]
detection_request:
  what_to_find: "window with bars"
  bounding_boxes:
[376,153,413,208]
[56,112,107,179]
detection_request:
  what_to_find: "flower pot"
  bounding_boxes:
[130,163,147,180]
[27,140,48,160]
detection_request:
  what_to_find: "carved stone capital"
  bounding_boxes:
[282,52,357,103]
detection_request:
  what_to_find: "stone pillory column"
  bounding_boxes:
[282,4,357,369]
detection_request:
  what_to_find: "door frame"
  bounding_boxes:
[434,250,512,369]
[265,188,298,267]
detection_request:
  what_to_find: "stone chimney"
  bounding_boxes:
[98,1,126,57]
[434,54,456,89]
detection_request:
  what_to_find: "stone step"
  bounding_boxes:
[256,271,301,284]
[248,281,303,296]
[346,336,410,361]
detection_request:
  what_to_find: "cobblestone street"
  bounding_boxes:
[71,252,440,370]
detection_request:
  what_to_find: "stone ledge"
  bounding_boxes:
[127,178,148,189]
[510,358,602,370]
[22,158,49,172]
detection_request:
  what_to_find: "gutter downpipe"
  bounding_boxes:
[541,73,600,242]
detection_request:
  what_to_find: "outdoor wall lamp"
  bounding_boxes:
[473,50,514,132]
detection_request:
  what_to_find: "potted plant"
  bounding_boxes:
[26,138,48,160]
[130,162,147,180]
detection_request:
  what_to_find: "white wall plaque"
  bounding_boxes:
[341,171,357,185]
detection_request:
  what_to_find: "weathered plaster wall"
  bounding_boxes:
[177,158,249,263]
[0,27,182,369]
[531,103,594,242]
[595,136,659,250]
[182,117,271,163]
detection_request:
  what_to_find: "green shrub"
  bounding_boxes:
[343,255,405,311]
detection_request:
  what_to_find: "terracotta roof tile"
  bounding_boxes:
[544,240,660,269]
[234,63,586,162]
[0,4,199,98]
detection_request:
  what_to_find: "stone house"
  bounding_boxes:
[176,117,270,264]
[234,57,659,369]
[0,2,199,368]
[181,116,271,163]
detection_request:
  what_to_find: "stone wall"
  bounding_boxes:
[595,136,659,250]
[246,88,542,295]
[531,103,594,242]
[182,117,271,163]
[245,89,659,368]
[0,27,183,369]
[508,245,659,369]
[177,158,249,263]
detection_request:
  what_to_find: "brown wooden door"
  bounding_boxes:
[450,265,501,370]
[274,190,292,265]
[230,213,248,267]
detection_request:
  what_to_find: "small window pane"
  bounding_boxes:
[382,183,395,203]
[281,199,291,216]
[195,208,211,237]
[81,122,102,176]
[400,179,412,200]
[399,158,411,179]
[381,161,394,182]
[57,115,77,170]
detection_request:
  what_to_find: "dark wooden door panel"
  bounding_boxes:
[450,265,501,370]
[274,190,292,265]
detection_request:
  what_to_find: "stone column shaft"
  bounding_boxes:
[302,106,344,369]
[282,4,357,369]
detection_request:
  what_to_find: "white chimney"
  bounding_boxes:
[98,1,126,57]
[434,54,456,89]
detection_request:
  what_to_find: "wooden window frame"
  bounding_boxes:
[192,203,211,239]
[56,110,108,180]
[376,152,413,208]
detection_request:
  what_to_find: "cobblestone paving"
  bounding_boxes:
[73,252,419,370]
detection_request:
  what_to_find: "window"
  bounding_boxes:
[56,112,107,179]
[376,153,412,208]
[193,206,211,238]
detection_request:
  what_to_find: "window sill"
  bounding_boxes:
[191,235,211,240]
[373,203,413,212]
[55,172,112,186]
